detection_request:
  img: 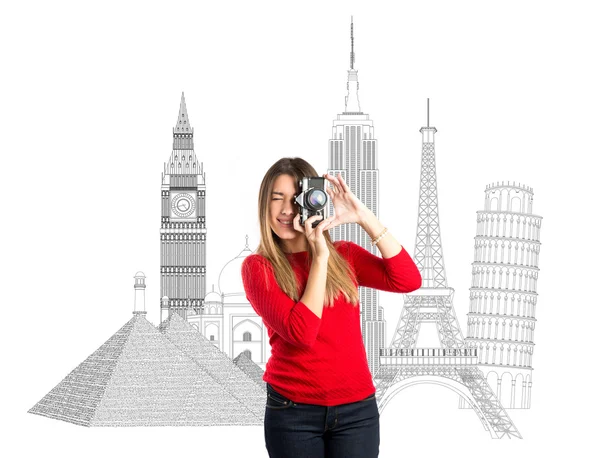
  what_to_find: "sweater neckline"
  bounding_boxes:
[284,251,308,257]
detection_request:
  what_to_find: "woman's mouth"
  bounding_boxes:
[277,219,293,228]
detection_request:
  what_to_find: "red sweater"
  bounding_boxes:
[241,240,422,406]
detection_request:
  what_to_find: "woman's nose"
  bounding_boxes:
[281,198,295,215]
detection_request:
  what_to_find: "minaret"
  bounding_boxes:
[327,18,383,375]
[134,271,147,315]
[160,93,207,322]
[462,182,542,409]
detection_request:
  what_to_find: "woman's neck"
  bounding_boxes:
[281,238,309,254]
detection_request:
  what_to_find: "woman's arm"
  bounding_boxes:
[292,212,333,319]
[299,256,328,319]
[241,255,323,350]
[321,172,421,293]
[359,209,403,259]
[344,241,422,293]
[340,208,422,293]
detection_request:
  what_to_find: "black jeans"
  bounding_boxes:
[264,383,380,458]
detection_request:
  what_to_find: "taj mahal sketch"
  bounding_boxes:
[29,19,542,437]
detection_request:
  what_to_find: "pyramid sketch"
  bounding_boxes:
[233,352,267,389]
[159,312,266,418]
[29,312,262,426]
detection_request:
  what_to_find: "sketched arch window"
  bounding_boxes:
[242,349,252,360]
[489,196,499,211]
[243,331,252,342]
[511,196,522,213]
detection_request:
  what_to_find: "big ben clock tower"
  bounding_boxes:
[160,93,206,322]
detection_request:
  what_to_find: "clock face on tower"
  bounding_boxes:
[171,193,196,218]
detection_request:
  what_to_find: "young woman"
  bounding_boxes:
[241,157,422,458]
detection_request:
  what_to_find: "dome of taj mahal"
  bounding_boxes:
[218,235,254,295]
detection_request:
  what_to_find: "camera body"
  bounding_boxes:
[295,177,329,228]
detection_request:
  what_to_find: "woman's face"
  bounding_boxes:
[269,174,302,248]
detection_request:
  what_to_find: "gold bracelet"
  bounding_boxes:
[373,230,388,246]
[371,227,388,246]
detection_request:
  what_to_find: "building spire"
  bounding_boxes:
[173,92,194,150]
[344,17,361,114]
[420,98,437,140]
[175,92,192,133]
[350,16,355,70]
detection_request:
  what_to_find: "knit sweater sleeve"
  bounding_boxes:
[241,254,322,350]
[343,241,422,293]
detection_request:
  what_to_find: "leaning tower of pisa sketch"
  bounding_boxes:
[461,182,543,409]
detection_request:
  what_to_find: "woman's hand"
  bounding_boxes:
[293,213,334,261]
[323,173,370,229]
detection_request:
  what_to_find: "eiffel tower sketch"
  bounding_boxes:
[373,100,522,439]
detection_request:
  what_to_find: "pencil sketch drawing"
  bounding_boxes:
[29,272,263,426]
[460,182,542,409]
[160,92,207,323]
[372,100,524,439]
[327,17,384,377]
[29,18,541,437]
[30,98,269,428]
[160,95,271,366]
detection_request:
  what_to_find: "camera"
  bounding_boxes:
[295,177,329,228]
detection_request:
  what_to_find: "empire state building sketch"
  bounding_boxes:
[327,19,384,377]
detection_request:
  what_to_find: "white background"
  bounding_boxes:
[2,0,598,456]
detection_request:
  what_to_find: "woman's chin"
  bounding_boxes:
[274,232,299,241]
[271,226,299,241]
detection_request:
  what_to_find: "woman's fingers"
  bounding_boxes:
[293,213,304,233]
[304,214,324,232]
[306,214,335,237]
[337,173,349,193]
[321,216,338,231]
[324,173,341,194]
[317,216,335,233]
[331,176,341,194]
[329,178,339,194]
[295,214,335,243]
[325,186,335,201]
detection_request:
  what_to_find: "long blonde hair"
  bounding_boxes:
[256,157,359,307]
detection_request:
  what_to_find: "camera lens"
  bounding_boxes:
[307,189,327,209]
